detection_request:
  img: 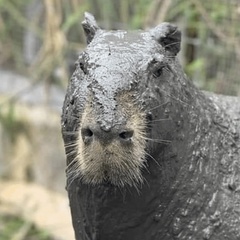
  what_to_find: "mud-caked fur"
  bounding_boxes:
[61,12,240,240]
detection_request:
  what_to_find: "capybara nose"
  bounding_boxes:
[81,125,134,145]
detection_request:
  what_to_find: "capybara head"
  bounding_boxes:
[61,13,182,189]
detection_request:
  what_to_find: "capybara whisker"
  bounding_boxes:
[149,118,172,123]
[142,136,172,144]
[64,141,78,148]
[148,101,170,111]
[61,130,78,136]
[144,151,161,167]
[159,89,191,106]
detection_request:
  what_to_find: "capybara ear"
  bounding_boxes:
[82,12,100,44]
[150,22,181,56]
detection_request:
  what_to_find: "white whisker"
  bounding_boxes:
[141,136,172,144]
[149,117,172,123]
[159,88,190,106]
[148,101,170,111]
[144,151,160,167]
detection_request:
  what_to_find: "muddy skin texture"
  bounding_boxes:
[61,12,240,240]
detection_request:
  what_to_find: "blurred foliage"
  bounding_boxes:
[0,0,239,95]
[0,214,52,240]
[0,0,33,69]
[0,102,29,143]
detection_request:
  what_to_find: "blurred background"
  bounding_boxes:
[0,0,239,239]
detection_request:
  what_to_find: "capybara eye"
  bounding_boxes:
[153,67,163,78]
[79,62,87,74]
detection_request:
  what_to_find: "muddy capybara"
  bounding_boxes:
[61,12,240,240]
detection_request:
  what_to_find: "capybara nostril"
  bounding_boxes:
[81,127,93,144]
[119,130,134,141]
[81,125,134,144]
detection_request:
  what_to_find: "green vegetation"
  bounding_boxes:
[0,214,52,240]
[0,102,29,143]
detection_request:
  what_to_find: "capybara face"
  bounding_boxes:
[62,14,181,189]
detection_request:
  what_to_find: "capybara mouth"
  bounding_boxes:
[76,129,146,188]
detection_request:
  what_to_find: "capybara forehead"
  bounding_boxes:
[78,29,166,94]
[88,29,159,53]
[85,30,164,66]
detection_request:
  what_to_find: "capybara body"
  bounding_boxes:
[61,13,240,240]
